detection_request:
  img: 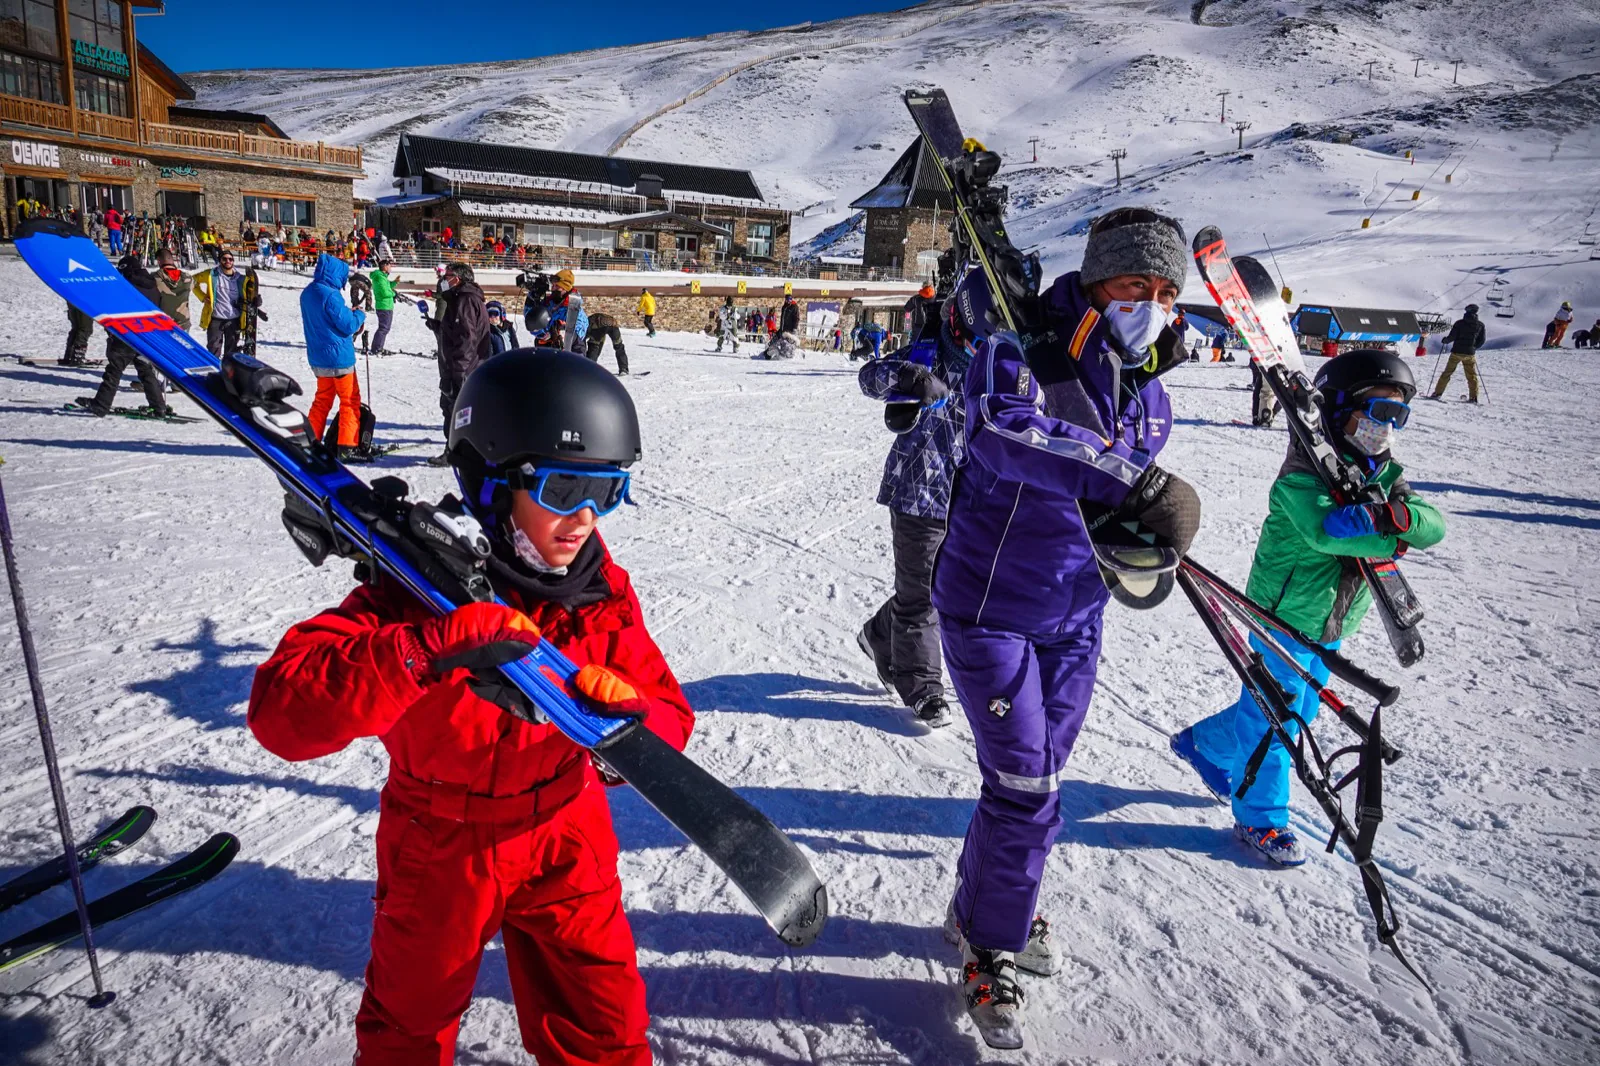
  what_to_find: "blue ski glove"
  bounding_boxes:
[1323,500,1412,539]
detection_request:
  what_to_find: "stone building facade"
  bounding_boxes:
[0,1,361,237]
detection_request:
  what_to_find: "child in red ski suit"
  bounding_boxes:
[249,468,691,1063]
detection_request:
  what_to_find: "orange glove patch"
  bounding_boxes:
[573,664,649,721]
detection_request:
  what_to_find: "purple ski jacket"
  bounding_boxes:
[932,271,1173,634]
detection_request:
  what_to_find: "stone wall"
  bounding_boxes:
[861,206,948,271]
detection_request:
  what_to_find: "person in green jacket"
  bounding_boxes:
[368,255,398,354]
[1172,349,1445,866]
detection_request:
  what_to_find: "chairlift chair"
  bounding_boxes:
[1495,293,1516,319]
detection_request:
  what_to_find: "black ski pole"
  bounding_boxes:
[0,469,115,1007]
[1424,345,1446,396]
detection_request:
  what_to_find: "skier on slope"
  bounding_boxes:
[584,310,630,375]
[1172,350,1446,864]
[932,207,1202,1048]
[248,350,692,1066]
[1543,300,1574,348]
[1428,303,1486,403]
[854,285,966,727]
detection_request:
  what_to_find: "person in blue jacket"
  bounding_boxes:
[933,208,1202,1049]
[300,252,367,457]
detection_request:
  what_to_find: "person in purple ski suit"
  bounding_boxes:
[932,207,1203,1048]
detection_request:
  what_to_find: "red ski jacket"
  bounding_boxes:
[248,538,693,797]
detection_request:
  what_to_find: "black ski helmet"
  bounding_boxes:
[449,349,641,520]
[1314,348,1416,438]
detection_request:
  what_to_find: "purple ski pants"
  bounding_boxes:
[942,614,1102,953]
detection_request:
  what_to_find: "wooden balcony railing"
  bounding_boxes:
[0,93,72,133]
[0,100,364,172]
[75,110,137,143]
[145,122,362,171]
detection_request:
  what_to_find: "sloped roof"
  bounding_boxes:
[394,134,764,203]
[850,137,954,211]
[168,105,288,139]
[136,42,195,102]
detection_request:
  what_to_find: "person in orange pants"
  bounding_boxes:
[249,351,691,1065]
[299,252,367,456]
[307,370,362,448]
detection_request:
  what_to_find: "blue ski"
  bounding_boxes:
[14,220,827,949]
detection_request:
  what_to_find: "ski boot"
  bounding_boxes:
[1170,727,1231,802]
[73,395,110,417]
[913,693,952,729]
[425,451,452,468]
[943,903,1059,977]
[961,943,1025,1050]
[1236,824,1306,867]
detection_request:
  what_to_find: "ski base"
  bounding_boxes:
[0,833,239,973]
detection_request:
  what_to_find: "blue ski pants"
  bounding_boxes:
[942,614,1101,953]
[1191,632,1337,829]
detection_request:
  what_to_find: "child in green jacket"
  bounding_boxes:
[1173,349,1445,865]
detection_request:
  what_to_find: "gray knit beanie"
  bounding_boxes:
[1080,207,1188,289]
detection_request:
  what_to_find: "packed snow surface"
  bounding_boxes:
[0,261,1597,1064]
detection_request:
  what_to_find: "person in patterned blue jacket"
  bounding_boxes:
[855,292,969,727]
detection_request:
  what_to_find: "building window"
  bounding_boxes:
[80,182,130,214]
[75,71,127,116]
[419,217,441,235]
[746,222,774,259]
[571,226,615,251]
[68,0,122,52]
[526,223,569,247]
[0,0,59,58]
[678,234,700,255]
[0,49,63,104]
[243,195,315,228]
[629,230,656,252]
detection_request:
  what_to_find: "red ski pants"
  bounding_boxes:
[308,372,361,448]
[353,770,650,1065]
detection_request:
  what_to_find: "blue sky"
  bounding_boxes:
[135,1,919,73]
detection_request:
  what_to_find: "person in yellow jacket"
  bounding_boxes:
[636,288,657,337]
[192,250,250,356]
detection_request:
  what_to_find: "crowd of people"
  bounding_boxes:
[49,200,1574,1057]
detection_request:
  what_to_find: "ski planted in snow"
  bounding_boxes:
[0,806,156,913]
[239,267,262,356]
[1190,228,1425,665]
[903,88,1180,609]
[0,832,238,973]
[15,218,827,951]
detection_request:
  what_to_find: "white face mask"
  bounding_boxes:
[511,526,568,575]
[1349,412,1396,456]
[1104,300,1169,362]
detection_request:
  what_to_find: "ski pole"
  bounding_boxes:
[0,469,115,1007]
[1195,568,1402,764]
[1424,346,1447,395]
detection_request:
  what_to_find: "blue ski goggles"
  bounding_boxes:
[1359,396,1411,429]
[507,462,633,517]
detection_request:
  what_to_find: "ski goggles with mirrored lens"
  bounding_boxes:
[507,463,633,516]
[1359,396,1411,429]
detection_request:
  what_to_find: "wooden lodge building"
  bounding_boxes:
[374,133,793,271]
[0,0,361,236]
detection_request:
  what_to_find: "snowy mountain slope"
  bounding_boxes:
[0,259,1596,1065]
[188,0,1600,338]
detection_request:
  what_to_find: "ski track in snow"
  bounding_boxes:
[0,260,1595,1064]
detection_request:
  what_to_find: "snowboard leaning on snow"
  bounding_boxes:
[14,218,828,950]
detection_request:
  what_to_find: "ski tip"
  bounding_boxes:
[772,881,830,949]
[15,217,82,242]
[1192,225,1224,255]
